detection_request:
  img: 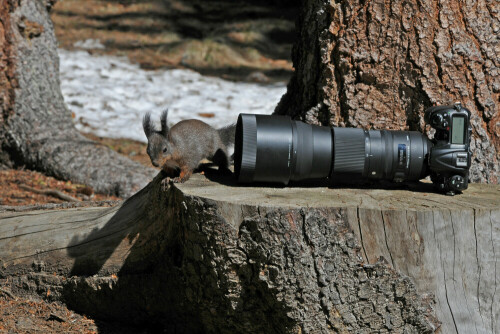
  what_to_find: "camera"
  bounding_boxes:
[424,103,471,194]
[234,103,471,195]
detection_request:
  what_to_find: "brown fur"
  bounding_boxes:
[143,111,231,182]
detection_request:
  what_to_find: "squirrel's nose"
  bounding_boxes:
[152,160,160,167]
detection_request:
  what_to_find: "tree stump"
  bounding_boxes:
[0,172,498,333]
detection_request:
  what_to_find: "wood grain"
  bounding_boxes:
[1,173,498,333]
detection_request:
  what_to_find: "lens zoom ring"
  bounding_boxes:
[239,114,258,182]
[333,128,365,174]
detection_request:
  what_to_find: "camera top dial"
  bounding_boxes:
[430,112,445,129]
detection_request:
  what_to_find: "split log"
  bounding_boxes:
[0,172,498,333]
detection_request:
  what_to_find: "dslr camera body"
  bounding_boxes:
[234,103,472,195]
[425,103,471,195]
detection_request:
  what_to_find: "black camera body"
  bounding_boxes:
[234,103,472,195]
[425,103,472,195]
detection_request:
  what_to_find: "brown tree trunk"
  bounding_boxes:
[1,173,499,333]
[276,0,499,184]
[0,0,155,197]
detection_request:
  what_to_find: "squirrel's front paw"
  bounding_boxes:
[169,176,181,183]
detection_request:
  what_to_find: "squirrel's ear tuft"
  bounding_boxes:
[160,109,169,136]
[143,112,155,138]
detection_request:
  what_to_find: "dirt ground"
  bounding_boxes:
[0,290,157,333]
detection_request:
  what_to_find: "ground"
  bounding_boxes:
[0,290,156,333]
[0,293,98,333]
[1,0,295,332]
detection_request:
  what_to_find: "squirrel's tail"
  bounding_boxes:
[217,123,236,147]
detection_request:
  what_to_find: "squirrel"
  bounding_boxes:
[142,110,235,182]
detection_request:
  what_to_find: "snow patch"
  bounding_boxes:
[73,39,105,50]
[58,49,287,143]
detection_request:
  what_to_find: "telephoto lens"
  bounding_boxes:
[234,114,431,185]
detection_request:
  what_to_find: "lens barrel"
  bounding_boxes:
[234,114,430,185]
[332,127,430,182]
[234,114,332,183]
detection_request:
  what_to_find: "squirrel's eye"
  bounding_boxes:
[162,147,167,153]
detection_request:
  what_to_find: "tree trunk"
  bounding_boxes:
[275,0,499,184]
[1,172,498,333]
[0,0,155,197]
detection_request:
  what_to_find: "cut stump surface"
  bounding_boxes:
[1,172,498,333]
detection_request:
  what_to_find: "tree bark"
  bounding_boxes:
[0,0,155,197]
[1,172,498,333]
[275,0,499,184]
